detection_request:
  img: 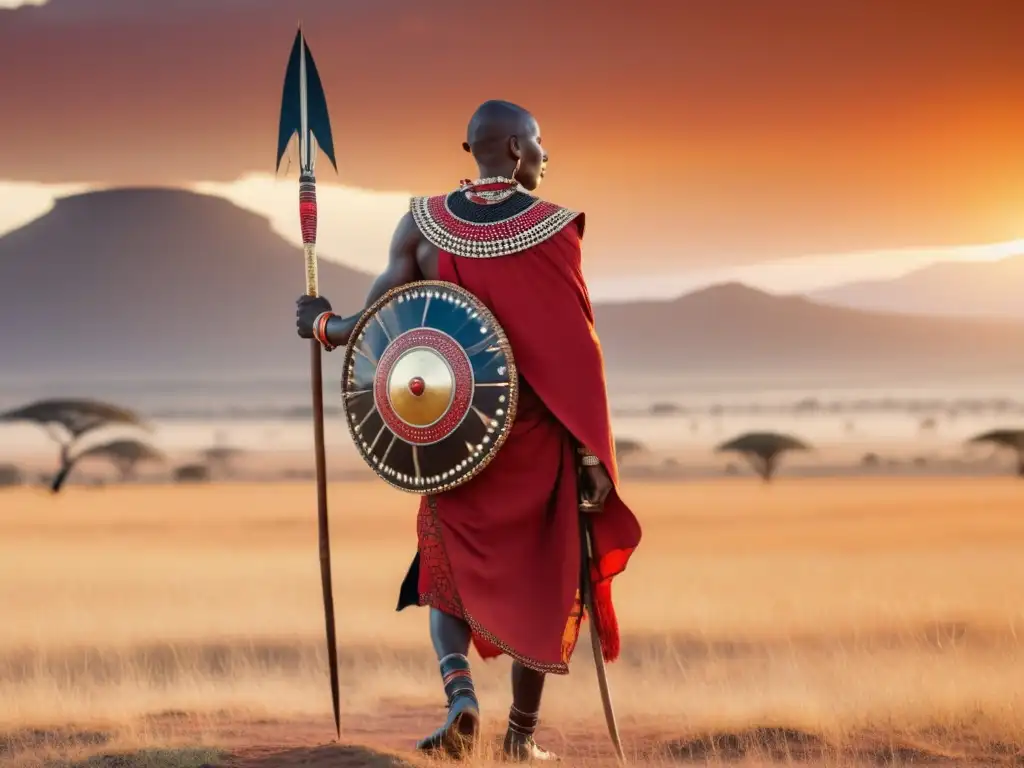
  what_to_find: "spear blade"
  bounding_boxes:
[277,27,337,175]
[277,24,341,741]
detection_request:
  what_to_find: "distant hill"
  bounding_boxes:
[592,282,1024,385]
[0,188,374,381]
[809,255,1024,319]
[1,189,1022,394]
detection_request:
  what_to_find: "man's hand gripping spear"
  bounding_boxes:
[275,27,341,739]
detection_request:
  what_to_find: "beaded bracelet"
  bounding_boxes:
[312,311,336,351]
[575,444,601,466]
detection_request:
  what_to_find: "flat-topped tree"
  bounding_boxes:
[968,429,1024,477]
[0,464,22,488]
[0,398,149,491]
[174,464,210,483]
[51,438,165,492]
[715,431,811,482]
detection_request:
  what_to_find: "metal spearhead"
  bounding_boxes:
[276,24,341,741]
[277,26,338,298]
[277,27,338,176]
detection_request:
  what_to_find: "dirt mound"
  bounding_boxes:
[0,726,113,763]
[5,717,1023,768]
[65,747,223,768]
[665,727,829,762]
[660,726,997,765]
[225,744,414,768]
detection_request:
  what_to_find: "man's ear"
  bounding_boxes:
[509,135,522,159]
[462,141,471,153]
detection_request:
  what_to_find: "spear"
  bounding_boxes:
[275,26,341,739]
[579,514,626,764]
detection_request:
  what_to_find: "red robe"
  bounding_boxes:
[398,217,642,675]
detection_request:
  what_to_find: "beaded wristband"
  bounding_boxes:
[312,311,336,351]
[580,454,601,467]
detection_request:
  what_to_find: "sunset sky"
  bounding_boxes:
[0,0,1021,299]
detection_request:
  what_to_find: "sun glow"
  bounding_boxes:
[585,239,1024,300]
[192,173,412,275]
[0,181,91,234]
[0,177,1019,299]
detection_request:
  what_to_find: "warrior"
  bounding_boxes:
[295,100,642,761]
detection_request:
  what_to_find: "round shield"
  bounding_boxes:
[340,280,519,494]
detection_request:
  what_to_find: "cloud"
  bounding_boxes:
[192,173,410,274]
[587,240,1024,301]
[0,0,1022,273]
[0,180,90,236]
[0,178,1018,301]
[0,178,408,279]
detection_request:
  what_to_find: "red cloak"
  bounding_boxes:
[400,217,642,674]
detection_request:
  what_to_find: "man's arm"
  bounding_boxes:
[321,212,423,347]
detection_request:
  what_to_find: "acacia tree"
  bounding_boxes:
[0,398,149,492]
[174,464,210,483]
[715,431,811,482]
[0,464,22,488]
[50,438,165,492]
[968,429,1024,477]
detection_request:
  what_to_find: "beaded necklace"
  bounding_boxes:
[458,175,519,205]
[408,177,581,259]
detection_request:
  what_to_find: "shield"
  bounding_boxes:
[340,280,519,494]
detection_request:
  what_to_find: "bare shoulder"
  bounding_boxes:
[389,210,425,251]
[393,209,419,238]
[390,208,439,278]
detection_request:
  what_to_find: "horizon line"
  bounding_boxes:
[0,177,1020,302]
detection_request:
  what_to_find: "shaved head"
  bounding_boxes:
[462,100,535,154]
[461,100,547,191]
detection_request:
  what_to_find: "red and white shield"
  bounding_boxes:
[340,281,518,494]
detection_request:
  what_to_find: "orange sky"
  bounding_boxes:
[0,0,1022,276]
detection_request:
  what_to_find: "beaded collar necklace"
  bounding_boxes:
[458,175,519,205]
[408,177,581,259]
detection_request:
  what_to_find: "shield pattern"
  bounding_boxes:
[340,280,519,494]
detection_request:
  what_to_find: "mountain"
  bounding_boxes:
[0,188,374,381]
[809,255,1024,319]
[591,282,1024,385]
[1,189,1022,395]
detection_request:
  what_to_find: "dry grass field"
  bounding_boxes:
[1,477,1023,766]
